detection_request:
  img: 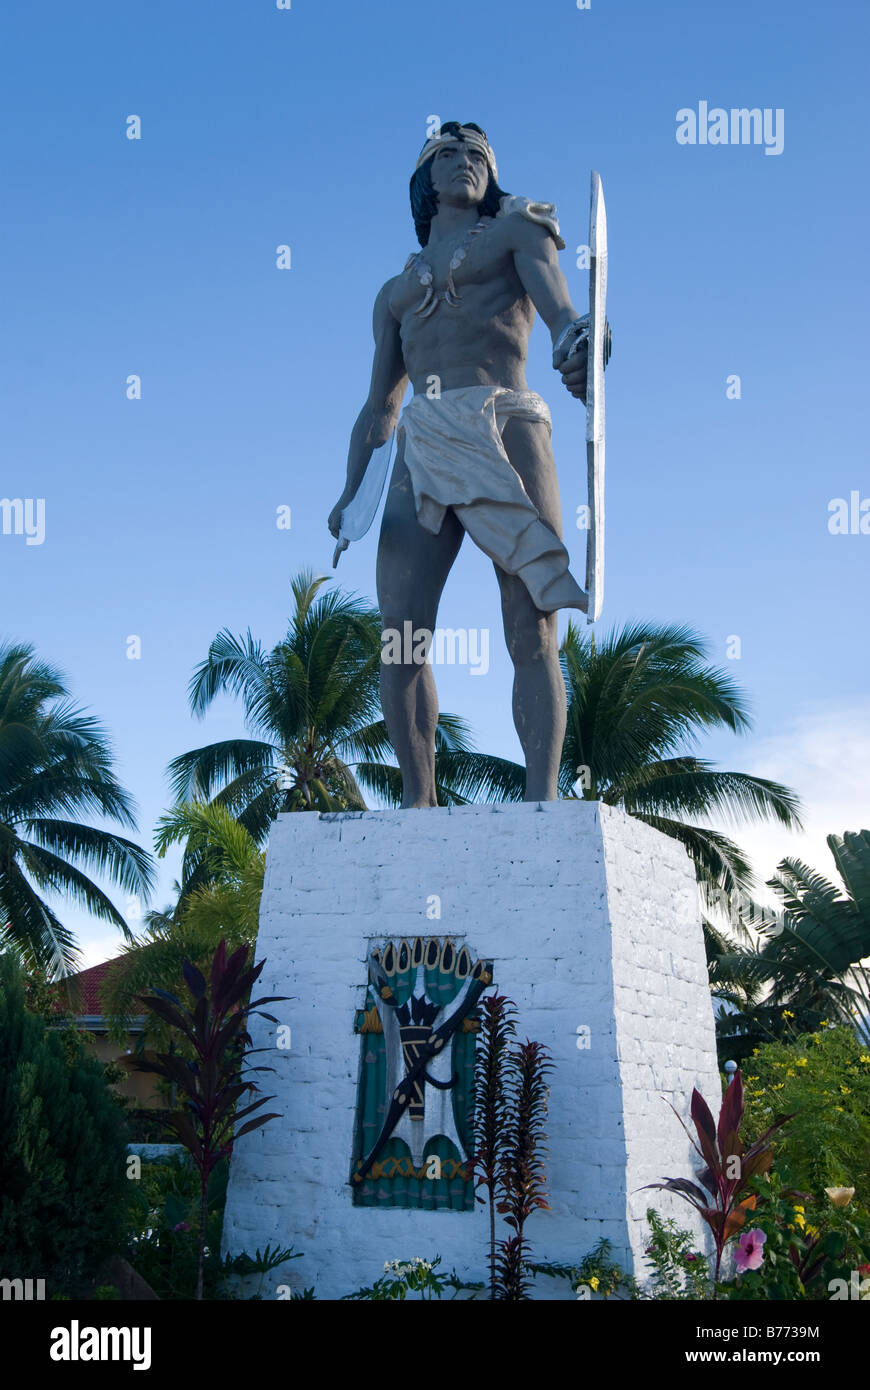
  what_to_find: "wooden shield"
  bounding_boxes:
[585,171,608,624]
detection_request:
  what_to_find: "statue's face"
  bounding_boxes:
[428,138,490,207]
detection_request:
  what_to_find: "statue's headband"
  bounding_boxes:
[415,127,498,180]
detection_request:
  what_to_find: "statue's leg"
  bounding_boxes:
[496,416,568,802]
[376,440,464,808]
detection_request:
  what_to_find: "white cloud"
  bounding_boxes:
[710,699,870,903]
[76,923,130,971]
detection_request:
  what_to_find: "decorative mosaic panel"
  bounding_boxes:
[351,936,492,1210]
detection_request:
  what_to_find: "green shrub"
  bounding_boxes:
[125,1156,301,1299]
[529,1238,638,1299]
[0,952,129,1295]
[742,1024,870,1207]
[125,1154,223,1300]
[720,1171,870,1300]
[640,1209,713,1300]
[124,1108,174,1143]
[343,1256,481,1301]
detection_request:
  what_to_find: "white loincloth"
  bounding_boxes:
[398,385,587,614]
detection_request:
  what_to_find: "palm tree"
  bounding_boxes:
[712,830,870,1057]
[152,800,265,937]
[406,623,801,897]
[168,571,514,862]
[101,801,264,1053]
[559,623,801,894]
[0,641,154,974]
[554,622,800,898]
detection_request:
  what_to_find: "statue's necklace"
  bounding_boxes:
[406,217,493,318]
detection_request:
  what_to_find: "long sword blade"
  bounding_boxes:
[586,171,607,624]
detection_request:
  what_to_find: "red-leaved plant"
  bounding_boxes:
[493,1039,553,1301]
[473,998,553,1300]
[472,994,516,1299]
[134,940,288,1299]
[643,1069,792,1287]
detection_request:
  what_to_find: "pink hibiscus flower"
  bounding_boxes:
[734,1229,767,1273]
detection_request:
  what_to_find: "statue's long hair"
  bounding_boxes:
[409,122,509,247]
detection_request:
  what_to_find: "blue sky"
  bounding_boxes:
[2,0,868,964]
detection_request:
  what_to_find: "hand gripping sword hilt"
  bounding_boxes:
[552,314,611,371]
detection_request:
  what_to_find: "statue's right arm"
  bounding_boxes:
[328,281,407,534]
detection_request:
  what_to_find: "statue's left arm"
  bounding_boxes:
[508,217,588,402]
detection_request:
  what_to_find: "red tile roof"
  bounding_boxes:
[61,958,126,1016]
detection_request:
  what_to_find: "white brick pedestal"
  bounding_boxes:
[221,801,722,1299]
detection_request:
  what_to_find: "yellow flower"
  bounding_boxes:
[747,1075,760,1082]
[860,1055,870,1065]
[751,1048,760,1057]
[835,1106,844,1112]
[806,1225,820,1238]
[782,1010,795,1019]
[793,1211,806,1228]
[825,1187,855,1207]
[589,1276,600,1291]
[820,1020,831,1028]
[793,1205,805,1213]
[772,1083,785,1091]
[796,1058,808,1066]
[840,1085,851,1095]
[786,1069,796,1078]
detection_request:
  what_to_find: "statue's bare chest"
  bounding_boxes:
[392,217,514,321]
